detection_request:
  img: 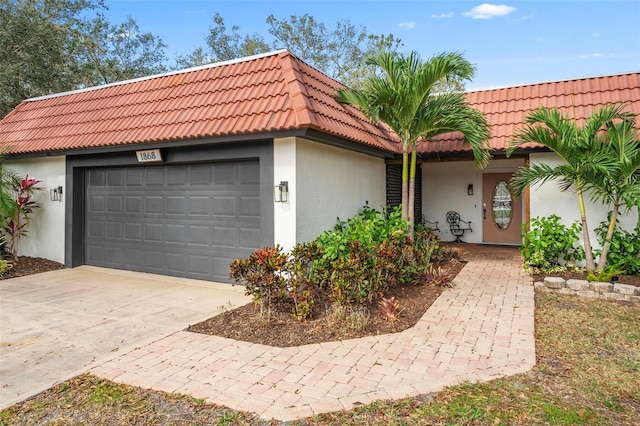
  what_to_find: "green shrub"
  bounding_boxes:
[0,258,13,277]
[229,205,445,320]
[594,219,640,276]
[521,215,585,273]
[315,203,407,268]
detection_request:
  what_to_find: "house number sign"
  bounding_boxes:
[135,149,163,163]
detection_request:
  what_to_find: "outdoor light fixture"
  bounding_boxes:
[467,184,474,196]
[275,181,289,203]
[50,186,63,202]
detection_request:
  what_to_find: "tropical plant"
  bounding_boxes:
[594,218,640,276]
[521,215,585,273]
[0,147,18,252]
[336,50,490,233]
[582,110,640,270]
[3,174,42,260]
[228,245,290,319]
[507,105,632,272]
[378,296,405,321]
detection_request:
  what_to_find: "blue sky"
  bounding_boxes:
[103,0,640,90]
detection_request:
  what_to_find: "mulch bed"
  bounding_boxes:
[0,256,64,280]
[187,258,466,347]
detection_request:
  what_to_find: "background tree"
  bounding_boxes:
[176,12,269,67]
[336,51,490,232]
[1,0,167,118]
[78,15,167,86]
[507,106,632,273]
[178,12,405,88]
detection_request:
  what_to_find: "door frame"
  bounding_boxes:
[481,171,524,245]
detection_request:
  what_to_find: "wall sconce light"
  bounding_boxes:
[467,184,474,196]
[50,186,63,202]
[274,181,288,203]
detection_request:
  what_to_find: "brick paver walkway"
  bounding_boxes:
[92,247,535,422]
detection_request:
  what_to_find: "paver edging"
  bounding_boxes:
[535,277,640,303]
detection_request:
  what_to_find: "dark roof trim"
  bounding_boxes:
[6,127,395,160]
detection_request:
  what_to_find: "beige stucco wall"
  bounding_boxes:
[274,137,386,248]
[6,156,66,263]
[296,138,387,244]
[422,158,524,243]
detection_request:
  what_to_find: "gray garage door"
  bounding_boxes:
[84,161,261,282]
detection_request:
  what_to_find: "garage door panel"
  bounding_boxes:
[145,197,163,214]
[85,161,261,282]
[212,226,237,247]
[144,223,164,242]
[107,169,124,186]
[239,163,260,184]
[239,227,261,248]
[125,196,143,213]
[214,163,236,185]
[189,196,210,215]
[189,164,212,184]
[166,253,187,274]
[88,195,105,213]
[188,225,210,245]
[106,196,123,213]
[239,196,260,217]
[105,222,123,239]
[165,224,186,244]
[87,220,105,238]
[124,223,142,241]
[166,196,187,214]
[188,254,211,277]
[126,169,144,185]
[212,196,236,215]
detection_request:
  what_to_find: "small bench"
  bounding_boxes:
[446,211,472,242]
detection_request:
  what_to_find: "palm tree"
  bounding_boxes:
[507,105,631,273]
[336,51,490,232]
[584,111,640,270]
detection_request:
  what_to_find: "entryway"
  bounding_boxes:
[482,173,522,244]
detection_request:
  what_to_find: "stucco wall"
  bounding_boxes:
[273,137,297,251]
[6,156,66,262]
[295,138,386,245]
[422,158,524,243]
[529,152,638,251]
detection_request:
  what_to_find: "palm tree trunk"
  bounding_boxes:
[401,150,409,224]
[577,188,596,272]
[407,150,417,236]
[596,205,619,271]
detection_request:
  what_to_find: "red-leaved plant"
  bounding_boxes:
[3,175,42,260]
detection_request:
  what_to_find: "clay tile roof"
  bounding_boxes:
[0,50,399,155]
[422,72,640,155]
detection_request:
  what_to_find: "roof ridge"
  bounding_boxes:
[468,71,640,93]
[25,49,290,103]
[277,51,318,128]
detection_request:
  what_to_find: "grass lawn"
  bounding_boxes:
[1,292,638,425]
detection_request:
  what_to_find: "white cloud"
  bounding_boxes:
[463,4,516,19]
[432,12,455,19]
[399,21,417,29]
[579,53,604,59]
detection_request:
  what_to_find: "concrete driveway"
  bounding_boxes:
[0,266,250,409]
